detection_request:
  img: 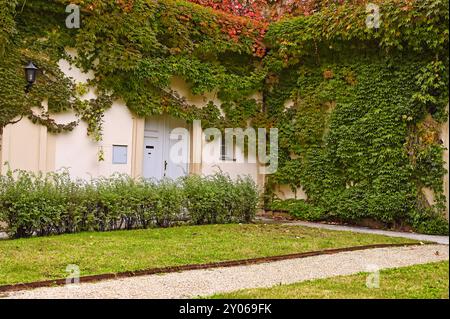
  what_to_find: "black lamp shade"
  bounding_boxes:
[24,62,38,84]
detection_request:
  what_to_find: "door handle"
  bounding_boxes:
[164,160,168,172]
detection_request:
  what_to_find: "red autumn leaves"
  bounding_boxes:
[187,0,321,22]
[186,0,322,57]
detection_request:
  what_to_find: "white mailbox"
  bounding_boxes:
[112,145,128,164]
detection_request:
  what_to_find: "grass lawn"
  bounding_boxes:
[211,261,449,299]
[0,224,417,286]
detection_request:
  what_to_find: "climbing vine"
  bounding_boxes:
[0,0,448,233]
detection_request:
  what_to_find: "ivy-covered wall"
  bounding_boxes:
[0,0,448,234]
[263,0,449,234]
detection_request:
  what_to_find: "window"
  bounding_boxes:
[112,145,128,164]
[220,134,236,162]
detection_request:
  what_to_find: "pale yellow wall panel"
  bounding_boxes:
[2,116,41,173]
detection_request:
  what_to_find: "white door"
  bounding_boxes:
[142,115,190,180]
[143,135,163,180]
[143,117,164,179]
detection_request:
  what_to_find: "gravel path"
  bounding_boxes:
[256,218,450,245]
[3,244,448,299]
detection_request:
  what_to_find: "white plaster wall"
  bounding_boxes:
[51,103,134,180]
[170,77,262,184]
[1,55,266,188]
[51,51,134,179]
[201,135,260,182]
[201,162,260,182]
[51,112,98,178]
[99,101,134,177]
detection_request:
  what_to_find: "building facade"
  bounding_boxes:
[0,54,268,190]
[0,53,448,214]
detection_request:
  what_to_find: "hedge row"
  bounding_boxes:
[0,170,259,238]
[269,199,449,235]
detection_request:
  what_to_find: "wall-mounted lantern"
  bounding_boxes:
[24,61,38,93]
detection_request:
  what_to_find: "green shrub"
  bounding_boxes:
[0,170,259,238]
[154,179,185,227]
[0,170,75,237]
[233,176,259,223]
[407,208,449,235]
[270,199,325,222]
[183,173,258,224]
[269,197,449,235]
